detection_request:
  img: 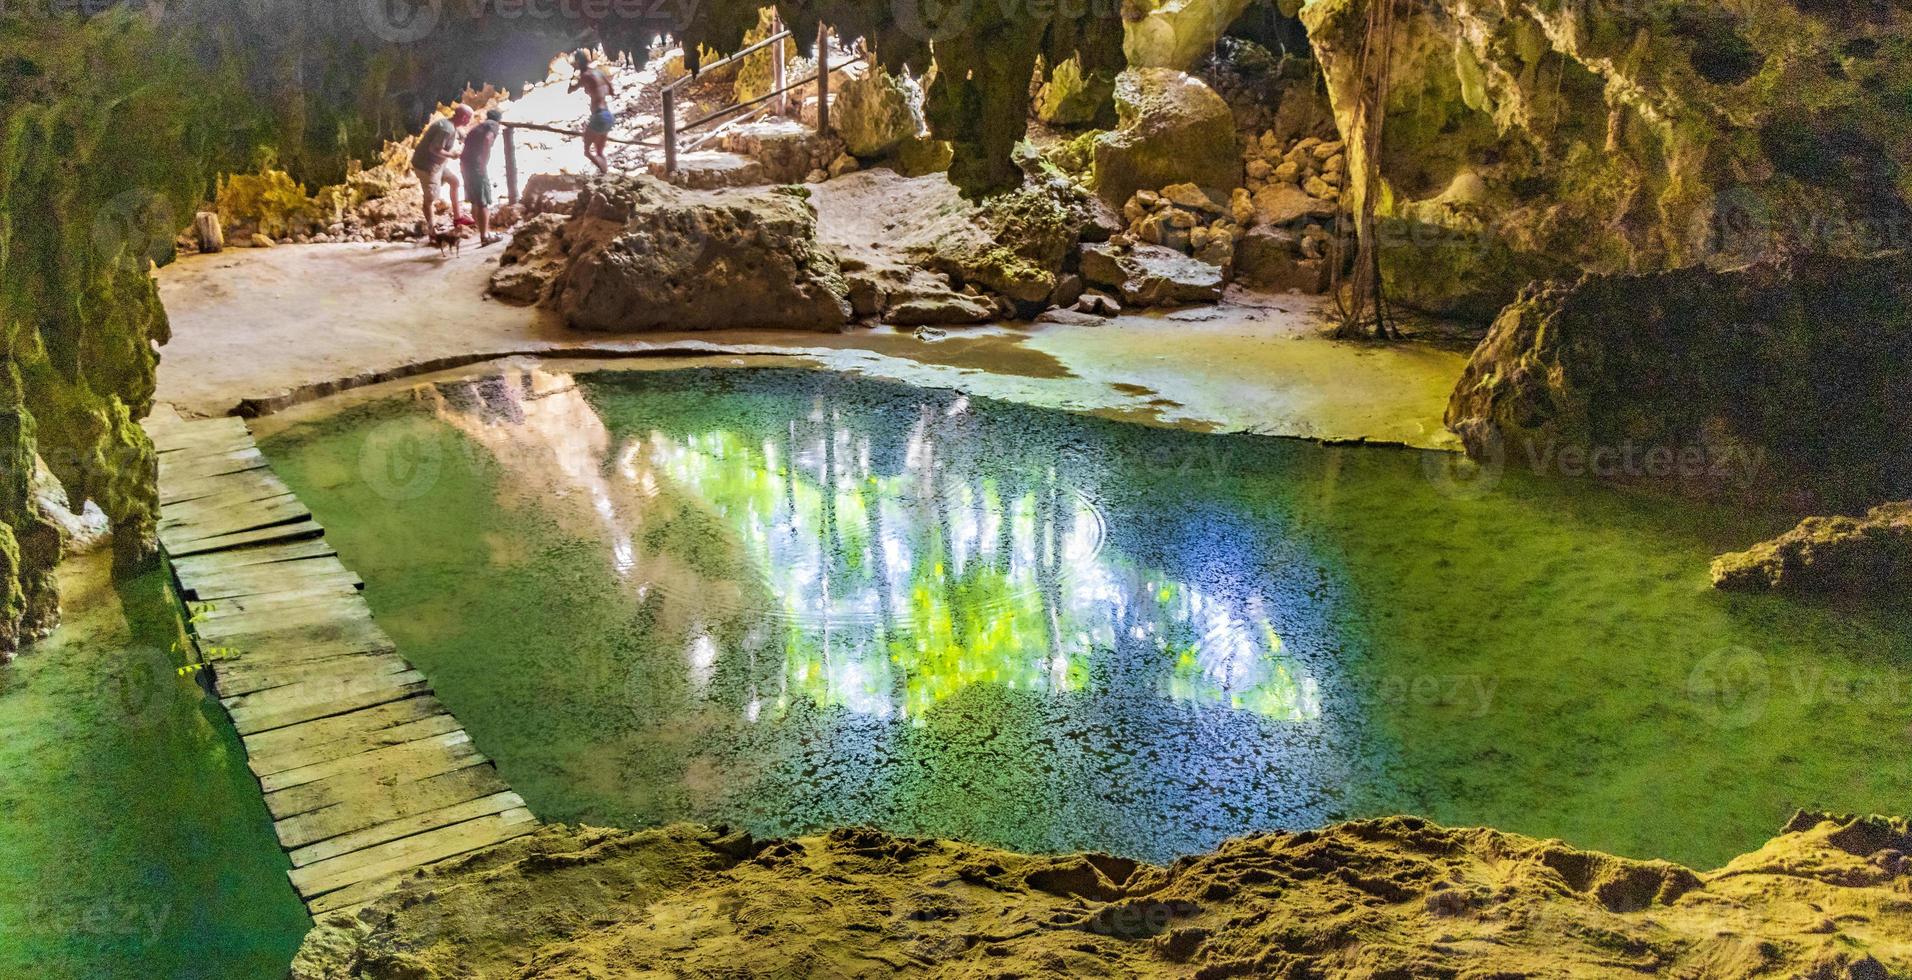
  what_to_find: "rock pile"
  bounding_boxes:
[717,118,850,185]
[1102,127,1348,296]
[1115,183,1240,273]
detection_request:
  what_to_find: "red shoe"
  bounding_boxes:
[454,216,476,228]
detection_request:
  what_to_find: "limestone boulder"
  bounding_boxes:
[1091,69,1241,208]
[1447,253,1912,508]
[1711,503,1912,597]
[1079,242,1223,307]
[916,182,1093,305]
[489,212,570,305]
[495,177,850,332]
[833,67,927,159]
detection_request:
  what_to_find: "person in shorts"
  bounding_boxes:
[412,105,472,235]
[461,109,505,246]
[568,50,616,174]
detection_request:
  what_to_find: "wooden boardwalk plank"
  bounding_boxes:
[226,675,432,735]
[145,412,538,913]
[289,809,537,900]
[287,791,526,869]
[214,651,413,698]
[260,729,476,793]
[164,518,326,558]
[270,762,511,849]
[246,712,464,780]
[242,696,453,774]
[171,537,339,578]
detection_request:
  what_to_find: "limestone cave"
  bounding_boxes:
[2,0,1909,976]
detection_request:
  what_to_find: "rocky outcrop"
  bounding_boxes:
[1446,254,1912,508]
[292,812,1911,979]
[832,67,927,159]
[491,177,851,332]
[1125,0,1256,71]
[1032,55,1117,128]
[1081,242,1224,306]
[1712,503,1912,596]
[1302,0,1912,319]
[717,119,846,185]
[1091,69,1242,208]
[2,13,188,654]
[913,182,1095,307]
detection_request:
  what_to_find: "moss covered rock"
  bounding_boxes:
[1446,254,1912,509]
[1712,502,1912,597]
[1034,55,1117,128]
[1125,0,1257,71]
[1091,68,1241,207]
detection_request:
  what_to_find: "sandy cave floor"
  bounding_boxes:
[154,238,1466,449]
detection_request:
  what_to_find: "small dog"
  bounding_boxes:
[428,229,461,257]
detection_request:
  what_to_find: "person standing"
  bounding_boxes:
[413,105,472,235]
[461,108,505,246]
[568,50,615,174]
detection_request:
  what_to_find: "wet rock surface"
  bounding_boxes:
[491,176,851,332]
[1446,253,1912,508]
[292,813,1912,979]
[1713,502,1912,596]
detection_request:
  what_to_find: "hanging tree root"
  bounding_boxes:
[1330,0,1405,342]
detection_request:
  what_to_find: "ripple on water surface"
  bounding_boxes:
[261,366,1912,868]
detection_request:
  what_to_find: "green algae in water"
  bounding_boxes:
[0,555,310,978]
[260,367,1912,869]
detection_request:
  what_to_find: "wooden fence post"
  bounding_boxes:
[815,24,829,135]
[662,88,678,175]
[504,125,519,205]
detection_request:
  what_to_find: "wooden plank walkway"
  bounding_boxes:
[143,409,538,916]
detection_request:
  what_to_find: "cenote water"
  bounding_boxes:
[0,555,310,978]
[258,366,1912,870]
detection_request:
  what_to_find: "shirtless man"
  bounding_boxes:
[568,50,615,174]
[413,105,471,235]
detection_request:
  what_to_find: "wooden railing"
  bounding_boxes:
[657,21,863,176]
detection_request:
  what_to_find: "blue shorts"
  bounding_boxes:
[587,108,615,135]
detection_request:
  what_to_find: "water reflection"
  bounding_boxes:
[432,366,1323,725]
[407,365,1365,858]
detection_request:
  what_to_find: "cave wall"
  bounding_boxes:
[0,2,573,653]
[1300,0,1912,318]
